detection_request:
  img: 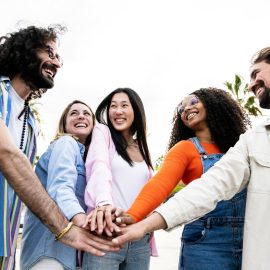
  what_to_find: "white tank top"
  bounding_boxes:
[111,152,150,211]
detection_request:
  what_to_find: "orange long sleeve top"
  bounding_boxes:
[127,140,221,222]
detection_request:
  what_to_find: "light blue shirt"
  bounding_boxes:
[20,135,87,270]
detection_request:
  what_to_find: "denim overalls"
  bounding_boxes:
[179,137,247,270]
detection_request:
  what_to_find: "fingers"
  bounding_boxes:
[116,215,134,225]
[104,206,114,232]
[111,223,144,245]
[83,212,92,228]
[60,226,120,256]
[112,233,130,246]
[96,210,105,234]
[88,206,129,236]
[90,208,105,234]
[103,221,122,237]
[80,234,120,256]
[112,207,125,217]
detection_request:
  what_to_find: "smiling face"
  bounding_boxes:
[179,95,207,130]
[65,103,94,144]
[108,92,134,135]
[249,60,270,109]
[22,40,61,90]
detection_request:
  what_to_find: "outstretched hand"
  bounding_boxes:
[112,222,146,246]
[112,212,167,246]
[84,206,127,236]
[60,225,121,256]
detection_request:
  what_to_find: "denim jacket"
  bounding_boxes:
[20,135,87,270]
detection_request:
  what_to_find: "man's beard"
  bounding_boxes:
[259,86,270,109]
[20,57,55,91]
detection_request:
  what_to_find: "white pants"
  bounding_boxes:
[29,258,65,270]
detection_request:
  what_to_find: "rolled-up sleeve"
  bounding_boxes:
[46,136,85,220]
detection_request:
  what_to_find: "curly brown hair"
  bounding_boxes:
[167,87,251,153]
[0,24,66,100]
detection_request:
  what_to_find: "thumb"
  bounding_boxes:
[116,215,134,225]
[112,234,128,246]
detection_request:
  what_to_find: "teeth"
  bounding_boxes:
[75,123,87,128]
[256,87,264,96]
[44,68,54,77]
[115,119,124,123]
[187,113,197,120]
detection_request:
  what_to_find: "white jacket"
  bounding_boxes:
[156,118,270,270]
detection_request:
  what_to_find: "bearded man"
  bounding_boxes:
[0,25,117,270]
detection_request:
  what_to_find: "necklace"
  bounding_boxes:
[19,100,29,150]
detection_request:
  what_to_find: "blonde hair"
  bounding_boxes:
[54,100,95,148]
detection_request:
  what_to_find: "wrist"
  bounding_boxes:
[55,221,74,241]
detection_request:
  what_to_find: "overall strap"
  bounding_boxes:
[189,137,206,155]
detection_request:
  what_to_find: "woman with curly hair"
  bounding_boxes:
[114,87,251,270]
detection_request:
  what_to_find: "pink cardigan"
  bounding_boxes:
[85,123,158,256]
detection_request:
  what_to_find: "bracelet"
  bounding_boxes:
[55,221,74,241]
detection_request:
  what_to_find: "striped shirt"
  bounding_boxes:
[0,76,37,270]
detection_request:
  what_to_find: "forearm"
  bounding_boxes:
[156,141,250,230]
[0,119,68,234]
[140,212,167,234]
[112,211,167,245]
[127,175,178,222]
[0,146,68,234]
[128,152,183,222]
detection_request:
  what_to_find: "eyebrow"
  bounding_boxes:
[46,45,61,60]
[250,68,259,79]
[111,100,129,104]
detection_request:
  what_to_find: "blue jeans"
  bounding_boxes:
[82,234,151,270]
[179,138,246,270]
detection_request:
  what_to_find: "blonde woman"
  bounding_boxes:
[21,100,95,270]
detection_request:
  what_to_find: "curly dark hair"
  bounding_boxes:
[0,24,66,99]
[167,87,251,153]
[96,88,153,169]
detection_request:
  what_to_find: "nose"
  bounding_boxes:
[248,76,262,94]
[78,113,86,119]
[115,107,123,114]
[183,104,193,113]
[51,57,61,68]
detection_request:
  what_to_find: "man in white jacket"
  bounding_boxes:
[113,47,270,270]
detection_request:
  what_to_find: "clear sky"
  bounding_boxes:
[1,0,270,161]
